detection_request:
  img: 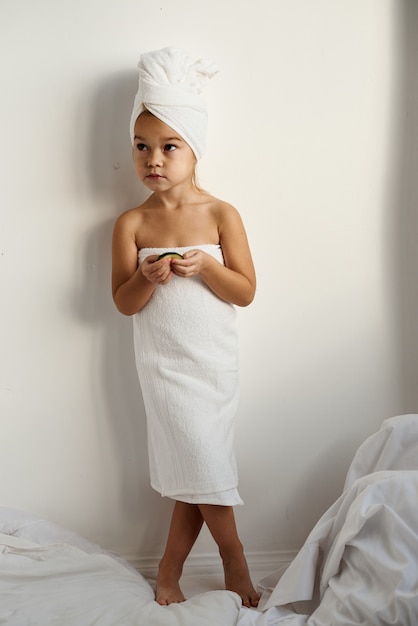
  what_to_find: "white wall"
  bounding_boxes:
[1,0,416,563]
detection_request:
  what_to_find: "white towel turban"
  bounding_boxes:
[129,47,219,161]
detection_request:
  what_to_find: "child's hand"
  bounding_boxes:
[141,255,173,285]
[170,250,209,277]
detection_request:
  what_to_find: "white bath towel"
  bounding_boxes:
[129,47,218,160]
[133,244,242,505]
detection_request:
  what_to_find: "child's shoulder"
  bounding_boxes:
[201,192,240,216]
[207,196,244,230]
[114,202,149,227]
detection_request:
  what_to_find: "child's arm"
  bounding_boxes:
[171,203,256,307]
[111,211,172,315]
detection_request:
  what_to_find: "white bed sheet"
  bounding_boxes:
[0,507,243,626]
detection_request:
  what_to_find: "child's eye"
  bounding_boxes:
[164,144,177,152]
[136,143,148,151]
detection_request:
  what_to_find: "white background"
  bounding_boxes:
[1,0,417,563]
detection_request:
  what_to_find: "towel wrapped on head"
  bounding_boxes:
[129,47,219,160]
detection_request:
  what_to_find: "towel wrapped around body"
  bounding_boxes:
[133,244,243,506]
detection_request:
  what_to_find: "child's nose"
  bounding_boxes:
[147,149,163,167]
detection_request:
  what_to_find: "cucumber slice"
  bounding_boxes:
[157,252,184,260]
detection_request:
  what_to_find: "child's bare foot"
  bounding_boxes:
[156,562,186,605]
[223,552,260,608]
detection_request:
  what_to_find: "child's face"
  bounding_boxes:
[133,112,197,192]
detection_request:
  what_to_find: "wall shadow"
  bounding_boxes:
[399,0,418,411]
[71,69,172,553]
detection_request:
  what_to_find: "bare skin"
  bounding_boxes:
[156,502,259,608]
[112,112,256,315]
[112,112,258,607]
[155,502,203,605]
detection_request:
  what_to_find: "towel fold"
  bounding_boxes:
[129,47,218,160]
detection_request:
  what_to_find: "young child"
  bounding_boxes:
[112,47,258,608]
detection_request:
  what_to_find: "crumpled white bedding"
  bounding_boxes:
[0,507,241,626]
[256,414,418,625]
[1,414,417,626]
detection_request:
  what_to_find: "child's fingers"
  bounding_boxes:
[142,256,173,283]
[182,250,199,260]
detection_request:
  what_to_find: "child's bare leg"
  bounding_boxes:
[198,504,259,608]
[156,501,204,605]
